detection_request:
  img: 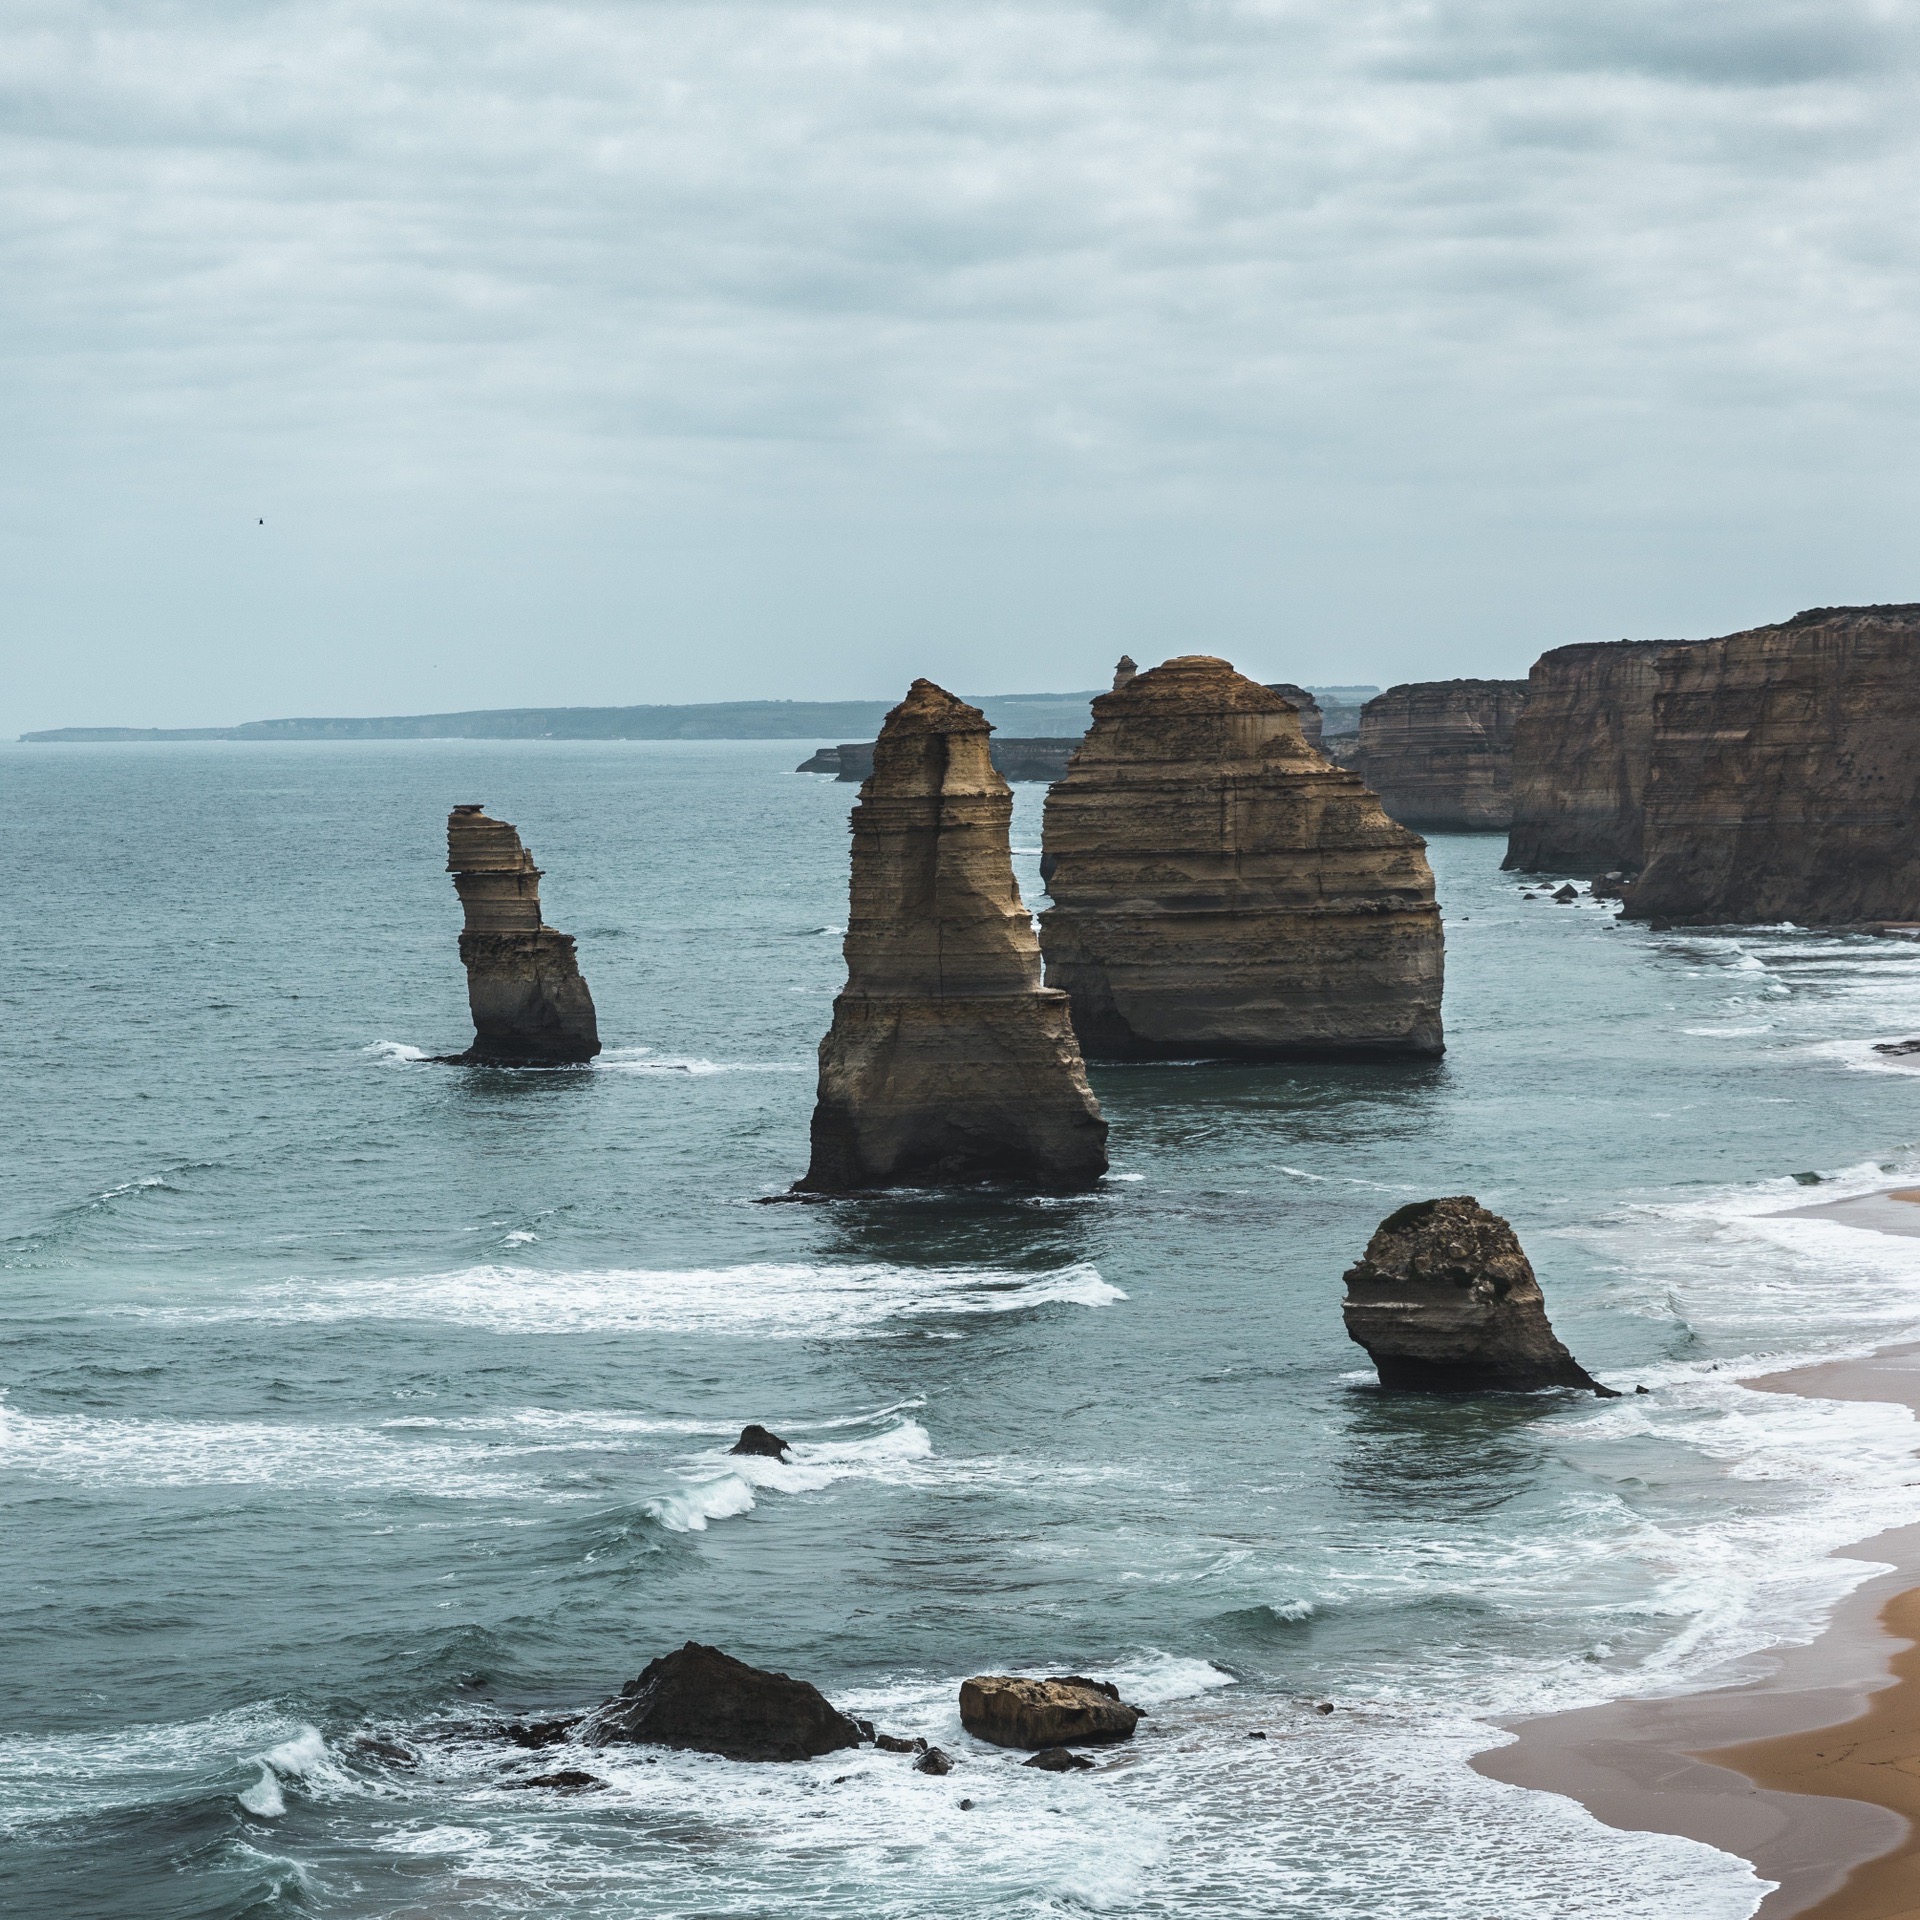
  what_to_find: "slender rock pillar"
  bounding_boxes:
[446,805,600,1064]
[795,681,1108,1190]
[1039,656,1444,1060]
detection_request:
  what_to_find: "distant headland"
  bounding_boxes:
[19,685,1381,746]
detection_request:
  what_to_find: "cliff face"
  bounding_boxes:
[1626,605,1920,926]
[1504,642,1673,872]
[1264,683,1326,748]
[1355,680,1528,830]
[1038,656,1444,1060]
[796,681,1108,1190]
[446,806,600,1064]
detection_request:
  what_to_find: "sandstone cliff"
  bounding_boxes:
[1264,683,1326,749]
[1038,656,1444,1060]
[1626,605,1920,926]
[1342,1197,1606,1393]
[795,681,1108,1190]
[1504,642,1673,872]
[1355,679,1528,830]
[446,806,600,1064]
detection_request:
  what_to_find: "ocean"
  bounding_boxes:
[8,737,1920,1919]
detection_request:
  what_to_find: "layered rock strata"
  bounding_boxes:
[1038,657,1444,1060]
[1504,642,1674,872]
[1355,679,1528,830]
[795,681,1108,1190]
[446,806,600,1064]
[1265,683,1326,749]
[800,738,1074,784]
[1627,605,1920,927]
[1112,656,1139,690]
[1341,1197,1608,1393]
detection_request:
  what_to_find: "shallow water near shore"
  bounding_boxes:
[10,738,1920,1918]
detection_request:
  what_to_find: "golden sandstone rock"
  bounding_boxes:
[958,1675,1143,1749]
[445,806,600,1064]
[1038,656,1444,1060]
[1626,605,1920,927]
[1355,678,1528,831]
[795,681,1108,1190]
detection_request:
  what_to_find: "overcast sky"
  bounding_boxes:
[4,0,1918,732]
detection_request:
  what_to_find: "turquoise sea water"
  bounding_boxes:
[9,738,1920,1919]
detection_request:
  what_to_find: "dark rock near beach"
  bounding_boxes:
[495,1716,580,1750]
[1024,1747,1096,1772]
[351,1734,419,1768]
[914,1746,955,1775]
[958,1675,1144,1750]
[580,1642,863,1762]
[510,1769,602,1792]
[1590,871,1628,899]
[1875,1039,1920,1056]
[1553,883,1578,902]
[1341,1197,1611,1394]
[873,1732,923,1753]
[729,1424,792,1460]
[794,680,1108,1192]
[445,806,600,1064]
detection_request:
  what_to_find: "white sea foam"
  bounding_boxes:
[125,1260,1123,1338]
[364,1041,428,1065]
[593,1047,809,1076]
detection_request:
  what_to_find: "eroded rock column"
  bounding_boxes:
[1038,656,1444,1060]
[795,681,1108,1190]
[446,805,600,1064]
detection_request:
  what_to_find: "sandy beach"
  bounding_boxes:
[1476,1198,1920,1918]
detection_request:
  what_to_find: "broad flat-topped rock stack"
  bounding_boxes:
[1038,656,1444,1060]
[1627,605,1920,927]
[795,680,1108,1190]
[1356,679,1528,830]
[1504,641,1675,873]
[445,806,600,1064]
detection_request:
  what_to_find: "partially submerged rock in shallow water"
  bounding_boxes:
[1024,1747,1096,1772]
[728,1424,791,1460]
[445,806,600,1064]
[914,1746,954,1775]
[509,1769,602,1792]
[1341,1197,1612,1394]
[580,1642,863,1762]
[958,1675,1143,1750]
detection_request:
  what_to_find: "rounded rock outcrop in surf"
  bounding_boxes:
[958,1674,1143,1749]
[793,679,1108,1192]
[445,805,600,1065]
[1341,1196,1611,1394]
[579,1642,864,1763]
[1038,656,1444,1060]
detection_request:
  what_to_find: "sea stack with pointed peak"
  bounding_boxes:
[445,805,600,1064]
[1111,656,1139,690]
[794,680,1108,1190]
[1038,656,1444,1060]
[1342,1197,1609,1393]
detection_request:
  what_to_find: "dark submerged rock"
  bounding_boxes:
[958,1675,1143,1750]
[510,1769,603,1792]
[1024,1747,1096,1772]
[728,1424,792,1460]
[914,1746,955,1775]
[495,1716,581,1750]
[580,1642,863,1763]
[1341,1197,1613,1395]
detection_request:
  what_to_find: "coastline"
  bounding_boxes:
[1475,1328,1920,1918]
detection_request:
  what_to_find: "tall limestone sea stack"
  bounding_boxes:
[1038,656,1444,1060]
[445,805,600,1064]
[795,681,1108,1190]
[1504,641,1674,873]
[1355,679,1528,830]
[1627,605,1920,927]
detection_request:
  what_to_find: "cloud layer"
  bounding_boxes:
[4,0,1918,726]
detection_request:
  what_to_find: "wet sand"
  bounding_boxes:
[1474,1331,1920,1918]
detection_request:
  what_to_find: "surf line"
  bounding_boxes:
[1474,1334,1920,1919]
